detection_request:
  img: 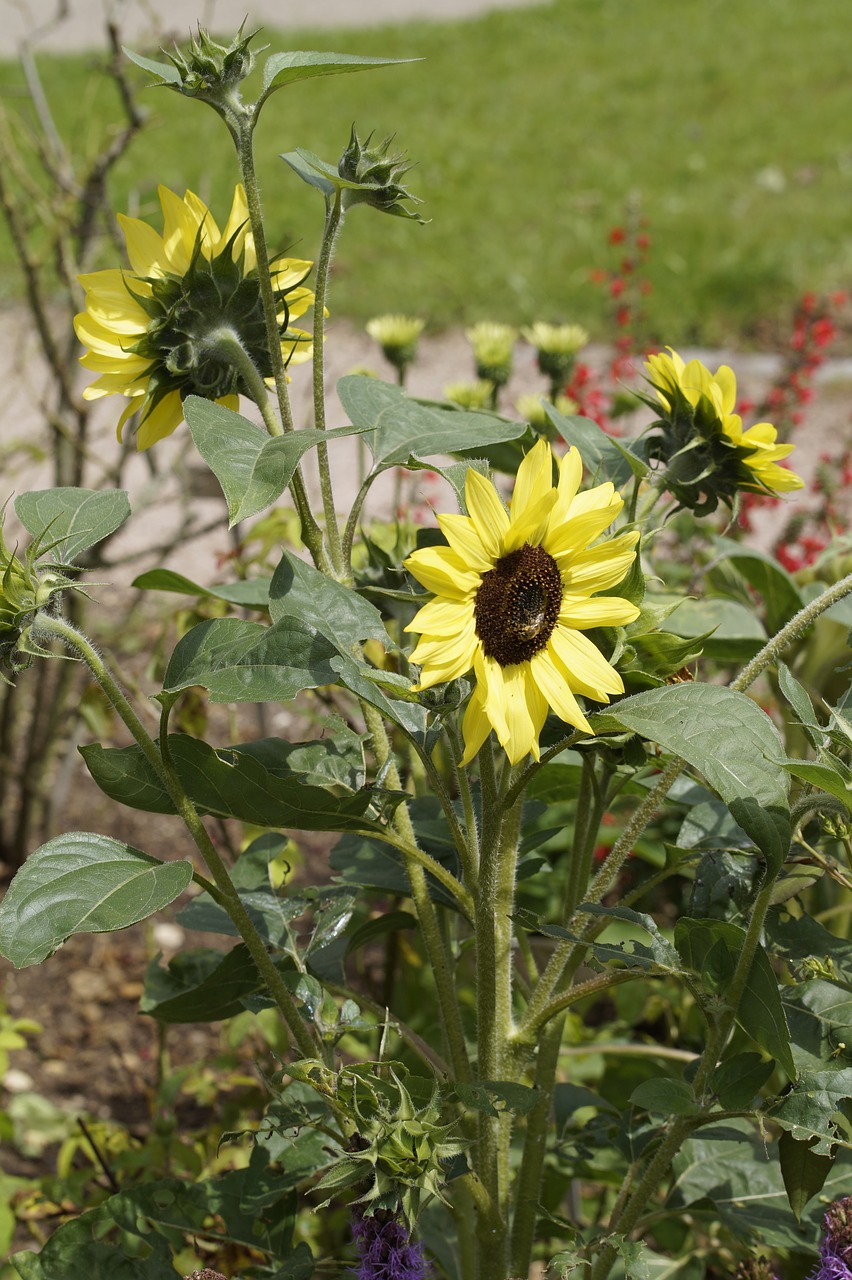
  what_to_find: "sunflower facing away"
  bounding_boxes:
[645,348,804,496]
[404,440,640,765]
[74,185,315,449]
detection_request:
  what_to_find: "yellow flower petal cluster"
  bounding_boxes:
[404,440,640,765]
[75,185,315,449]
[645,348,803,494]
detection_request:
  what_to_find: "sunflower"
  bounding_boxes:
[404,439,640,765]
[644,348,803,496]
[74,185,315,449]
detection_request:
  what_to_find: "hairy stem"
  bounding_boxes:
[310,192,345,577]
[32,612,319,1061]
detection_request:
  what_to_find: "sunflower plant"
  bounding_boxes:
[3,26,852,1280]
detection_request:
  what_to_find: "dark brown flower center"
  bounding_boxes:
[474,543,563,666]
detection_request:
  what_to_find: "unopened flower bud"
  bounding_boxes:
[339,127,425,222]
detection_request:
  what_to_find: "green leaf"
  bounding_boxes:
[132,567,271,609]
[782,978,852,1070]
[600,683,791,872]
[544,402,648,483]
[270,550,389,648]
[768,910,852,986]
[15,488,131,562]
[163,616,339,702]
[140,945,262,1023]
[337,374,527,468]
[778,663,826,749]
[670,1119,837,1248]
[0,834,192,968]
[712,537,805,633]
[81,736,378,832]
[262,49,416,94]
[775,1066,850,1155]
[122,46,182,84]
[331,819,462,909]
[629,1078,697,1116]
[775,757,852,812]
[665,596,767,663]
[712,1052,774,1109]
[281,148,338,196]
[779,1130,834,1221]
[185,397,339,525]
[675,918,795,1077]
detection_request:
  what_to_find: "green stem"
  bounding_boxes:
[311,193,345,578]
[358,826,473,917]
[200,326,281,437]
[342,470,378,573]
[732,568,852,692]
[361,700,471,1082]
[33,612,320,1062]
[475,751,522,1280]
[509,757,609,1278]
[509,1017,564,1278]
[447,720,480,891]
[236,118,328,572]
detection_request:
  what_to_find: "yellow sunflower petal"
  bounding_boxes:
[461,685,493,765]
[405,596,474,637]
[510,438,553,524]
[465,468,509,559]
[136,392,184,450]
[497,664,539,764]
[182,189,222,260]
[437,513,494,573]
[561,531,639,594]
[547,503,624,562]
[550,626,624,700]
[404,546,481,599]
[158,186,200,274]
[715,364,737,414]
[118,213,168,277]
[558,595,640,629]
[529,648,592,733]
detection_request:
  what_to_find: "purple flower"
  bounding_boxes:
[351,1209,430,1280]
[814,1197,852,1280]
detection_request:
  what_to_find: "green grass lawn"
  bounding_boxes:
[1,0,851,346]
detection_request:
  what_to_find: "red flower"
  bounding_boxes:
[609,226,626,245]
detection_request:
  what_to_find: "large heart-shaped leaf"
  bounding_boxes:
[270,551,389,648]
[337,375,527,468]
[0,834,192,968]
[599,683,791,872]
[163,616,339,702]
[15,488,130,562]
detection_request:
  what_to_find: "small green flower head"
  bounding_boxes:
[339,128,426,222]
[305,1062,468,1230]
[167,24,260,99]
[443,379,494,411]
[366,315,425,373]
[521,321,588,383]
[0,522,72,674]
[465,322,517,387]
[515,392,578,428]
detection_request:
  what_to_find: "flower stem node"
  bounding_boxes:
[338,127,426,222]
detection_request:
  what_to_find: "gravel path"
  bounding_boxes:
[1,0,546,57]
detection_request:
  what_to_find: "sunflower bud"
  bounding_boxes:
[167,24,259,100]
[339,128,426,222]
[0,524,72,674]
[299,1061,467,1229]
